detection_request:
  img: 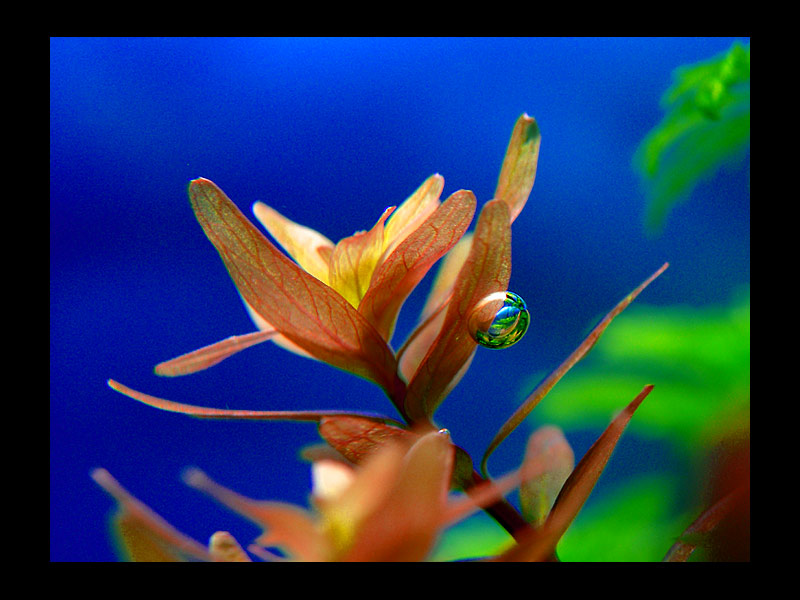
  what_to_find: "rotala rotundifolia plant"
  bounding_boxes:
[94,114,717,562]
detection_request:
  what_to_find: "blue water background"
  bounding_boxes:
[50,37,750,561]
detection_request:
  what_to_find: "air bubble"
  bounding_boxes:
[467,291,530,349]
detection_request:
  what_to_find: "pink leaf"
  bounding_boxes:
[154,329,276,376]
[107,379,403,425]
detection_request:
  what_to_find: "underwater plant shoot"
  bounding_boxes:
[50,37,750,565]
[91,112,722,563]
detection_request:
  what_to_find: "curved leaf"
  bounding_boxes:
[91,468,210,562]
[154,329,276,376]
[251,201,335,285]
[188,178,403,401]
[183,468,328,561]
[494,113,541,224]
[317,415,417,465]
[497,384,654,561]
[359,190,476,342]
[404,199,512,423]
[480,263,669,477]
[107,379,403,425]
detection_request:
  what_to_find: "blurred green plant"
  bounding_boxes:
[434,291,746,562]
[552,476,692,562]
[528,288,750,451]
[634,41,750,231]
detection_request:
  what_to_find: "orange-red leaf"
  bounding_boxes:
[494,113,541,224]
[91,468,210,562]
[317,415,417,465]
[480,262,669,476]
[358,190,476,342]
[341,430,454,561]
[183,468,328,561]
[497,384,654,561]
[188,178,403,401]
[154,329,276,376]
[404,199,512,423]
[662,488,745,562]
[107,379,402,425]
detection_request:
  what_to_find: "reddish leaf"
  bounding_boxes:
[359,190,476,342]
[342,430,454,561]
[480,262,669,476]
[188,178,403,401]
[251,201,334,285]
[497,384,654,561]
[183,468,327,561]
[154,329,276,376]
[107,379,403,425]
[662,488,746,562]
[404,199,512,423]
[317,415,417,465]
[494,113,541,224]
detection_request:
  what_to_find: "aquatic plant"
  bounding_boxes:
[95,114,724,561]
[634,41,750,231]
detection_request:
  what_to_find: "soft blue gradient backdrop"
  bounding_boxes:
[51,37,749,561]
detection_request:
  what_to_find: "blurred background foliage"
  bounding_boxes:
[634,41,750,231]
[434,42,751,562]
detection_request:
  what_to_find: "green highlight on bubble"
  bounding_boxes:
[468,291,530,349]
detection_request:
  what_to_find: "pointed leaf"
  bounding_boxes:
[359,190,476,342]
[494,113,541,224]
[497,384,654,561]
[480,262,669,476]
[395,235,472,382]
[397,291,452,383]
[251,201,334,284]
[188,178,402,399]
[404,199,512,423]
[419,234,473,321]
[328,205,395,308]
[382,174,444,258]
[107,379,402,425]
[91,468,210,562]
[183,468,328,561]
[154,329,277,376]
[663,488,744,562]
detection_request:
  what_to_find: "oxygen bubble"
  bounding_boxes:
[468,291,530,349]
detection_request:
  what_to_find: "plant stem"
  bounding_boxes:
[467,469,531,542]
